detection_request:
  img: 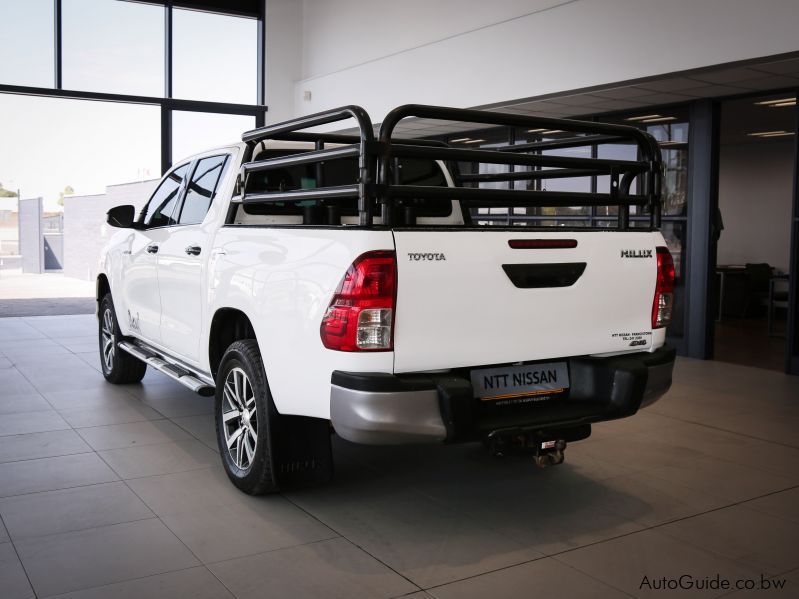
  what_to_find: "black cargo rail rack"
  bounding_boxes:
[235,103,664,229]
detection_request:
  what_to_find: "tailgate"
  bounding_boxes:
[392,230,662,373]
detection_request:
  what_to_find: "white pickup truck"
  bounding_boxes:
[98,104,675,494]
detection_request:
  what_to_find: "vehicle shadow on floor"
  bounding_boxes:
[283,436,654,583]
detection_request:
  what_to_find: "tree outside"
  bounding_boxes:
[0,182,18,198]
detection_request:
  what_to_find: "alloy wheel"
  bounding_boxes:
[222,366,258,470]
[101,308,115,371]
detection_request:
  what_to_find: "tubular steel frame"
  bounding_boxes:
[237,104,664,230]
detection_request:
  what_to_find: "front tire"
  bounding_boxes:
[99,294,147,384]
[215,339,333,495]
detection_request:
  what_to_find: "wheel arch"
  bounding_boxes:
[96,273,110,317]
[208,308,258,381]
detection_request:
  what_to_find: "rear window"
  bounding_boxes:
[242,151,451,219]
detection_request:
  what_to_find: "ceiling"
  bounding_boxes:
[720,92,796,145]
[379,53,799,138]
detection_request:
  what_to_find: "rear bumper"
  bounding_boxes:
[330,346,675,445]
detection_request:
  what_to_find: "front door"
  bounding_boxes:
[122,163,190,345]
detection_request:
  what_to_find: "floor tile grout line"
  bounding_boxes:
[34,564,224,599]
[5,515,160,545]
[647,409,799,450]
[419,554,553,595]
[118,466,362,599]
[580,435,799,492]
[87,446,243,598]
[0,476,129,501]
[419,482,799,594]
[536,558,638,599]
[204,535,352,569]
[391,591,436,599]
[0,449,96,466]
[91,455,218,483]
[167,413,221,452]
[71,422,208,454]
[0,427,77,442]
[549,480,799,561]
[199,534,359,599]
[111,464,218,484]
[280,493,425,594]
[0,478,129,502]
[10,337,175,421]
[640,457,798,494]
[548,480,799,554]
[13,357,78,414]
[1,512,38,599]
[70,417,172,431]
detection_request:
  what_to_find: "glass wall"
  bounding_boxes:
[173,8,258,104]
[172,111,255,161]
[0,0,55,88]
[0,94,160,210]
[0,0,265,211]
[62,0,165,96]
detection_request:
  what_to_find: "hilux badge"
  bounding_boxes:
[620,249,653,258]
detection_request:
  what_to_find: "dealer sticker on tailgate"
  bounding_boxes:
[470,362,569,402]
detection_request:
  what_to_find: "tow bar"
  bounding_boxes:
[485,431,567,467]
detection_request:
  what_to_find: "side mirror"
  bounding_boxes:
[107,205,136,228]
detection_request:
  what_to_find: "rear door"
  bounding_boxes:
[392,229,661,373]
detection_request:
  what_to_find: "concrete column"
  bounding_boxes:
[18,197,43,274]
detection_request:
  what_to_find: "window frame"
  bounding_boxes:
[139,161,192,229]
[174,153,231,226]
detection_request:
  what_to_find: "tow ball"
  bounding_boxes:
[533,439,567,468]
[486,432,567,467]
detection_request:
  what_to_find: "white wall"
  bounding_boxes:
[63,180,158,282]
[264,0,303,124]
[717,140,794,273]
[290,0,799,122]
[300,0,558,79]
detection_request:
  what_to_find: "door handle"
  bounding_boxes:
[185,245,202,256]
[146,244,159,254]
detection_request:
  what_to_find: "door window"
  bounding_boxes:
[142,163,189,227]
[177,155,229,225]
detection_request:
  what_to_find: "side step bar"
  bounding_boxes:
[118,341,216,397]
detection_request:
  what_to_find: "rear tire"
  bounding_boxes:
[99,294,147,384]
[215,339,332,495]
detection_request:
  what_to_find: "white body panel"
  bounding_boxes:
[118,228,169,344]
[392,229,665,373]
[209,227,395,417]
[156,224,207,362]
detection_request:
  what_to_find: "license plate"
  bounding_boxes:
[470,362,569,401]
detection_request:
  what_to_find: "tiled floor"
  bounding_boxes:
[0,315,798,598]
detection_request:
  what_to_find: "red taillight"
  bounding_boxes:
[320,250,396,351]
[652,246,675,329]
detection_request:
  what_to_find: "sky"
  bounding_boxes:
[0,0,258,211]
